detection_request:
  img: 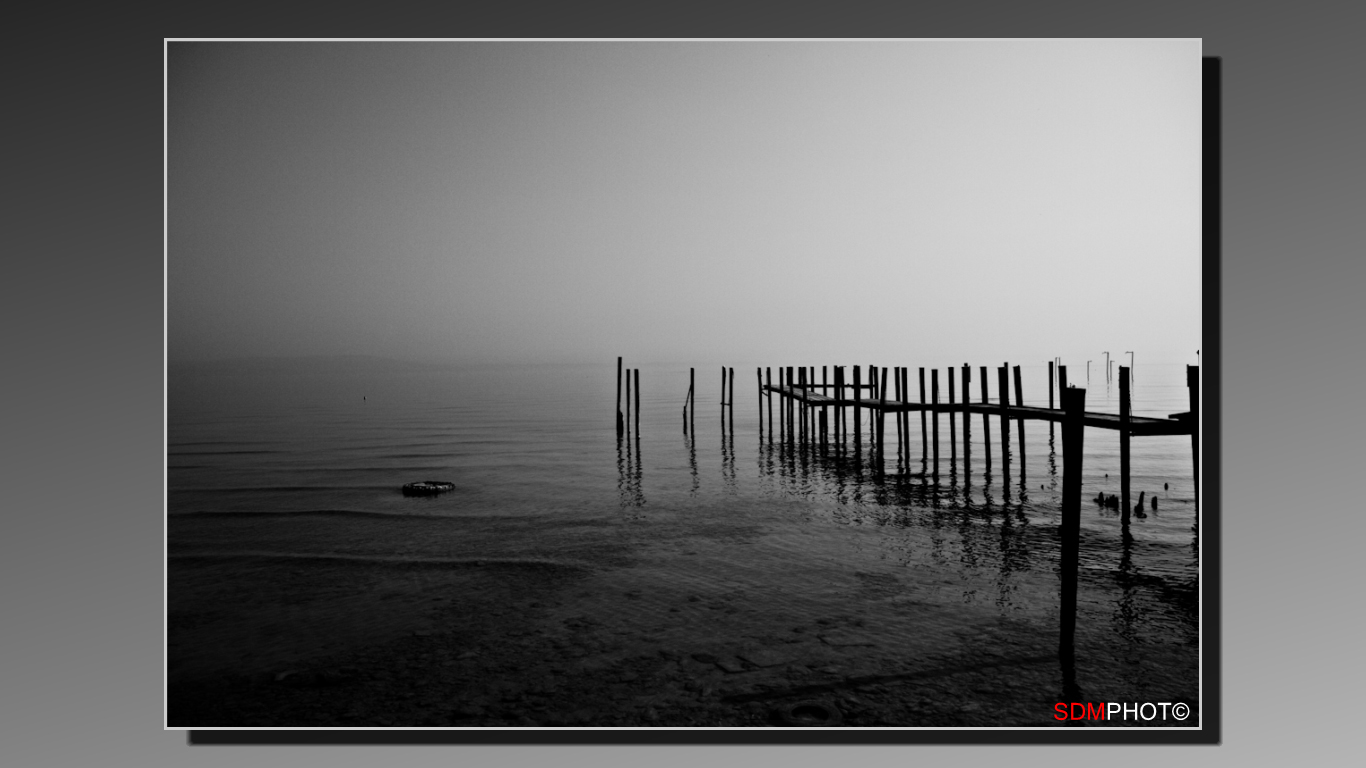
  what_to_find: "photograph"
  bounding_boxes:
[166,39,1208,739]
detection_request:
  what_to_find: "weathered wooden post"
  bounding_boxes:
[765,367,772,442]
[918,368,928,462]
[617,357,625,437]
[998,365,1011,464]
[728,367,734,429]
[1189,365,1200,510]
[822,366,829,443]
[1014,365,1026,471]
[962,364,972,478]
[759,366,770,434]
[893,367,903,464]
[878,366,889,468]
[634,368,640,435]
[1059,365,1068,394]
[948,367,957,469]
[1048,361,1055,410]
[626,367,632,438]
[834,366,844,446]
[980,366,992,470]
[1059,385,1086,692]
[853,366,863,448]
[931,369,940,480]
[1120,365,1132,525]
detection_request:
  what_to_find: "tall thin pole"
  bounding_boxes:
[931,369,940,480]
[1059,385,1086,695]
[948,367,957,469]
[1120,365,1131,525]
[634,368,640,435]
[918,368,928,462]
[878,366,889,468]
[616,357,624,437]
[1189,365,1200,510]
[980,366,991,471]
[1013,364,1026,474]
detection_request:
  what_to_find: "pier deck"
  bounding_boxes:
[763,385,1192,437]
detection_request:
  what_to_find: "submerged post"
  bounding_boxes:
[626,367,632,437]
[1060,385,1086,691]
[634,368,640,435]
[918,368,928,462]
[1120,365,1132,525]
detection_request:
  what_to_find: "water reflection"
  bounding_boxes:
[616,432,645,509]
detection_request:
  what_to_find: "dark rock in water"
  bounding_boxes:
[402,481,456,496]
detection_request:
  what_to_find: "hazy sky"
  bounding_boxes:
[168,40,1201,368]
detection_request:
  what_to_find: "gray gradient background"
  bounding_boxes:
[8,12,1362,768]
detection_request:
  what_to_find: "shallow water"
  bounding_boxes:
[167,357,1202,726]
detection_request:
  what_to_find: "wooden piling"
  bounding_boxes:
[728,367,734,427]
[1048,361,1054,410]
[822,366,829,442]
[1059,385,1086,681]
[1120,365,1131,525]
[634,368,640,435]
[980,366,992,470]
[1189,365,1200,510]
[625,367,632,437]
[902,368,910,465]
[918,368,928,461]
[853,366,862,447]
[616,357,624,437]
[834,366,844,445]
[894,367,903,464]
[757,368,763,435]
[998,365,1011,464]
[765,367,771,441]
[948,367,957,469]
[799,366,807,445]
[961,364,972,476]
[787,367,795,443]
[931,369,940,479]
[1059,365,1068,394]
[1013,365,1026,470]
[878,366,889,465]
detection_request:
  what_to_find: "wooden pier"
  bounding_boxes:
[614,357,1200,689]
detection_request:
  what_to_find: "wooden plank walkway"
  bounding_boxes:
[763,384,1192,436]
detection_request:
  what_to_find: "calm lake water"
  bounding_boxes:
[168,356,1202,722]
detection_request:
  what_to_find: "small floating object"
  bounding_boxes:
[401,481,455,497]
